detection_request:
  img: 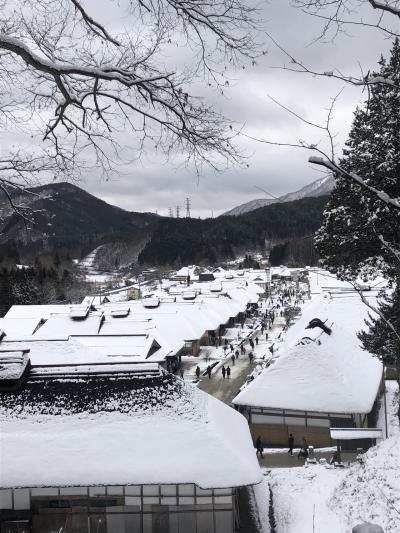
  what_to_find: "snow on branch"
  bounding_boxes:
[0,0,261,214]
[308,156,400,211]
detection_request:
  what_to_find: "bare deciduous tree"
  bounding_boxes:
[0,0,261,213]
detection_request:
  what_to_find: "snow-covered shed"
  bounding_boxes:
[0,368,261,533]
[233,322,383,447]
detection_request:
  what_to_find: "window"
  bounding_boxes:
[0,490,12,510]
[13,490,30,511]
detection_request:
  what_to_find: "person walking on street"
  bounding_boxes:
[288,434,294,456]
[298,437,308,459]
[235,349,239,360]
[221,365,226,379]
[231,354,235,366]
[195,366,200,379]
[226,366,231,379]
[255,436,263,457]
[230,343,234,352]
[265,332,268,341]
[206,366,212,379]
[249,352,254,364]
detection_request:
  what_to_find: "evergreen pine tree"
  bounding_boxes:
[358,283,400,418]
[358,285,400,368]
[316,39,400,280]
[10,268,40,305]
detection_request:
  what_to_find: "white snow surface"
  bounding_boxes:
[233,325,382,413]
[233,276,383,413]
[223,176,334,216]
[270,382,400,533]
[331,435,400,532]
[0,383,261,490]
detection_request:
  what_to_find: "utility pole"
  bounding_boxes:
[176,206,180,218]
[185,197,191,218]
[168,207,173,218]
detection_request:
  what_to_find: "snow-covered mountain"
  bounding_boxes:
[223,176,334,216]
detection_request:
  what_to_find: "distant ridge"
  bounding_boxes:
[0,181,159,254]
[222,176,334,216]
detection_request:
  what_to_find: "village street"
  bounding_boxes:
[179,297,289,406]
[196,318,286,405]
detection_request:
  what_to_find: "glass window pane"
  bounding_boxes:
[31,488,58,497]
[143,485,159,496]
[215,510,233,533]
[160,497,176,505]
[169,512,179,533]
[179,484,194,496]
[196,488,212,496]
[143,497,159,505]
[196,496,212,505]
[14,489,30,510]
[107,487,123,496]
[178,512,196,533]
[0,490,12,510]
[60,487,87,496]
[125,486,141,496]
[213,489,231,496]
[152,507,169,533]
[106,506,126,533]
[160,485,176,496]
[143,513,152,533]
[89,487,106,497]
[125,497,141,507]
[179,496,195,505]
[125,512,141,532]
[196,510,214,533]
[214,496,232,506]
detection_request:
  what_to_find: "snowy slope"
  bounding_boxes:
[269,383,400,533]
[223,176,334,216]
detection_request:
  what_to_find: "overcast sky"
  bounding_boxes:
[77,1,392,217]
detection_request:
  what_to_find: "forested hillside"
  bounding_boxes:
[0,183,328,268]
[139,196,328,266]
[0,182,158,260]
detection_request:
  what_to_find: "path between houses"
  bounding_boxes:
[196,317,286,405]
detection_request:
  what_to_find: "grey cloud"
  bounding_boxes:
[72,1,392,216]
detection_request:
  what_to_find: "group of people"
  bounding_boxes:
[221,365,231,379]
[254,434,309,460]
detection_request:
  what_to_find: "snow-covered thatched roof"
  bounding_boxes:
[233,324,382,414]
[0,373,261,489]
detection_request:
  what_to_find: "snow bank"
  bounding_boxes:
[331,435,400,532]
[269,466,348,533]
